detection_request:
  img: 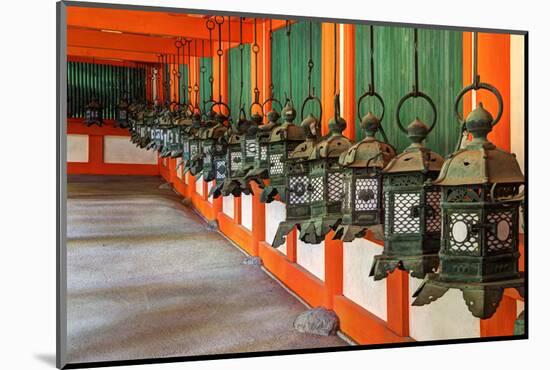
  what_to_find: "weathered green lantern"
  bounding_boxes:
[215,110,255,197]
[333,25,396,243]
[260,21,306,203]
[370,92,444,279]
[370,28,445,280]
[412,41,524,318]
[84,95,103,127]
[271,98,321,248]
[233,104,263,190]
[239,98,282,191]
[298,95,353,244]
[183,111,205,175]
[260,100,305,203]
[333,108,396,242]
[115,92,130,128]
[199,103,229,182]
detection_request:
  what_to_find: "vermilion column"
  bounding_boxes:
[321,22,343,309]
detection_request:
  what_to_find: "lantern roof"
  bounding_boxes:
[85,97,102,109]
[339,136,396,168]
[433,103,524,186]
[308,110,352,160]
[268,101,305,143]
[384,146,444,174]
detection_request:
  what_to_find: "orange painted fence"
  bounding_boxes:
[67,118,159,176]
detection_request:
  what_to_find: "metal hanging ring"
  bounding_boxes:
[395,91,437,135]
[300,95,323,123]
[262,97,283,113]
[211,101,231,118]
[357,90,385,123]
[249,101,264,118]
[214,16,224,25]
[175,39,183,48]
[454,82,503,127]
[206,18,216,30]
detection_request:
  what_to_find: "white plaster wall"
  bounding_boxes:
[409,277,480,341]
[223,195,234,218]
[195,176,204,196]
[185,172,189,185]
[510,35,525,234]
[517,300,524,317]
[241,193,253,231]
[510,35,525,174]
[162,157,167,167]
[67,134,89,163]
[297,239,325,281]
[207,182,213,203]
[176,158,183,179]
[343,238,387,321]
[103,136,157,164]
[265,200,287,254]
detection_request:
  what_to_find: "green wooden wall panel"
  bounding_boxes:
[67,61,146,120]
[199,57,212,111]
[355,26,463,156]
[228,44,251,122]
[272,21,322,120]
[178,63,190,106]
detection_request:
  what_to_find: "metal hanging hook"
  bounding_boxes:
[395,28,437,137]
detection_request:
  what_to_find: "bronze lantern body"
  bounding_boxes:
[370,91,444,280]
[271,105,321,248]
[333,103,396,242]
[260,101,306,203]
[84,96,103,127]
[298,96,353,244]
[412,83,525,319]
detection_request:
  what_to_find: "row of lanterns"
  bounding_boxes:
[79,18,525,321]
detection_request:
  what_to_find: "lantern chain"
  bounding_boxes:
[193,39,199,109]
[239,17,244,112]
[181,41,187,106]
[268,19,274,96]
[206,18,215,102]
[286,20,293,102]
[413,28,419,95]
[252,18,260,104]
[200,39,207,113]
[186,39,192,104]
[307,22,314,97]
[368,25,375,93]
[216,16,224,104]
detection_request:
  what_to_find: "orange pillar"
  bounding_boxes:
[321,22,343,309]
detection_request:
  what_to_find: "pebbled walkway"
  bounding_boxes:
[66,175,346,364]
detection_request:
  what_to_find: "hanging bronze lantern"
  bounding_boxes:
[260,100,305,203]
[370,28,444,280]
[84,95,103,127]
[239,98,283,191]
[298,94,353,244]
[183,110,205,175]
[201,103,229,182]
[271,97,321,248]
[333,25,396,243]
[115,92,130,128]
[412,34,524,319]
[370,95,443,279]
[261,21,306,204]
[214,109,253,197]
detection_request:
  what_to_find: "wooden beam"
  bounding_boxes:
[68,28,213,57]
[67,46,160,63]
[67,7,254,43]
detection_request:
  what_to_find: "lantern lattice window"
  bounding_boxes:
[425,191,442,232]
[486,211,514,253]
[355,178,379,211]
[392,192,421,234]
[448,212,480,254]
[327,173,344,202]
[269,153,284,175]
[289,175,309,205]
